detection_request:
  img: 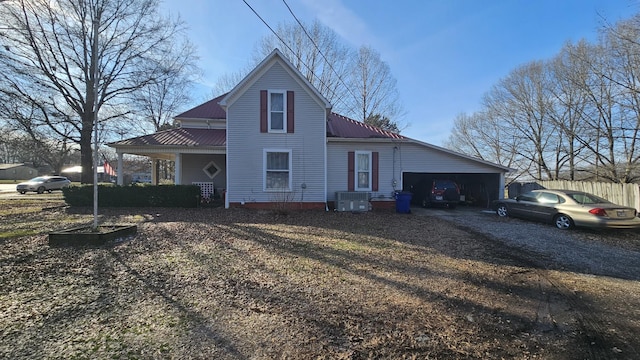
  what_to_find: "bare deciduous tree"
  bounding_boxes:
[254,19,352,112]
[213,68,250,98]
[445,111,525,182]
[0,0,194,183]
[134,41,200,133]
[244,20,404,130]
[483,61,559,181]
[447,19,640,184]
[547,41,591,180]
[564,37,632,182]
[446,13,640,184]
[601,17,640,182]
[349,46,403,126]
[0,86,78,173]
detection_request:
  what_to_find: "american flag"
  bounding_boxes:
[103,159,117,176]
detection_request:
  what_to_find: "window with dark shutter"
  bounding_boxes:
[349,151,373,192]
[348,151,355,191]
[287,91,294,133]
[372,152,379,191]
[260,90,267,133]
[261,90,293,133]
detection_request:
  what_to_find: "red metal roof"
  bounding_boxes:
[109,128,226,147]
[327,113,404,139]
[147,94,406,146]
[175,93,228,119]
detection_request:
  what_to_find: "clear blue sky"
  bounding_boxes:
[160,0,639,146]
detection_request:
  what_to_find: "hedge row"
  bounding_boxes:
[62,184,201,207]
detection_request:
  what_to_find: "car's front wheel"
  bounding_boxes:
[554,214,574,230]
[37,186,45,194]
[18,190,26,194]
[496,203,509,217]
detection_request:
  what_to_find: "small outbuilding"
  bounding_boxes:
[0,163,38,181]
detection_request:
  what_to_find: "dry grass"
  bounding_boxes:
[0,201,638,359]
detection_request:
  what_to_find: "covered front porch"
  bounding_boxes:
[108,127,227,197]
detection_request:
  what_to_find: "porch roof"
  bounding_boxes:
[109,128,226,147]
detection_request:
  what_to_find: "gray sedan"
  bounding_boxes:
[493,189,640,230]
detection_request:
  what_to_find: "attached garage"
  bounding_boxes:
[403,172,501,208]
[398,141,510,208]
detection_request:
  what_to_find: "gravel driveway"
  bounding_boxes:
[413,206,640,281]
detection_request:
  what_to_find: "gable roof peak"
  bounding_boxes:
[219,48,331,111]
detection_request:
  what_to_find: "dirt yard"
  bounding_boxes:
[0,200,638,359]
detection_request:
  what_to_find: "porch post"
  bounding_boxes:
[117,152,123,185]
[151,159,157,185]
[175,153,182,185]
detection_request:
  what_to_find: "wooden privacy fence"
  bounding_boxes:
[510,180,640,212]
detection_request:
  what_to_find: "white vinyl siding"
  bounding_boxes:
[399,142,503,173]
[327,141,507,202]
[226,60,326,204]
[264,149,292,191]
[327,142,397,201]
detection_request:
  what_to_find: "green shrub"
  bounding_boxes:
[63,184,201,207]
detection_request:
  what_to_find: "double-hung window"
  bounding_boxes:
[355,151,372,191]
[268,90,286,132]
[264,149,292,191]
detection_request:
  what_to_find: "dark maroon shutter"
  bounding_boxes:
[347,151,355,191]
[287,91,294,133]
[260,90,267,133]
[372,152,379,191]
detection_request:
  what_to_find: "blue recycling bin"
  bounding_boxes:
[395,191,412,214]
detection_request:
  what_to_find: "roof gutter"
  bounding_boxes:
[327,137,407,143]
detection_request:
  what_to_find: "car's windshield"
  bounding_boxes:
[29,177,46,182]
[434,180,456,190]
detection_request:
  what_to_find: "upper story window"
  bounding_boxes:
[268,90,286,132]
[260,90,294,134]
[355,151,372,191]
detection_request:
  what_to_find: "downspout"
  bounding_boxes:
[324,114,329,211]
[324,132,328,212]
[225,116,230,209]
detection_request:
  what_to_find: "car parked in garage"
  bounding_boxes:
[16,176,71,194]
[493,189,640,229]
[418,179,460,209]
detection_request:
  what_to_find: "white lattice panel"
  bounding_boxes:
[193,182,215,199]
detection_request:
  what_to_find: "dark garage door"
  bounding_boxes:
[402,172,501,208]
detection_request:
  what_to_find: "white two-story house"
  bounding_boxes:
[109,49,510,209]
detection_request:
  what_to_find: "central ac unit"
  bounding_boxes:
[335,191,370,212]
